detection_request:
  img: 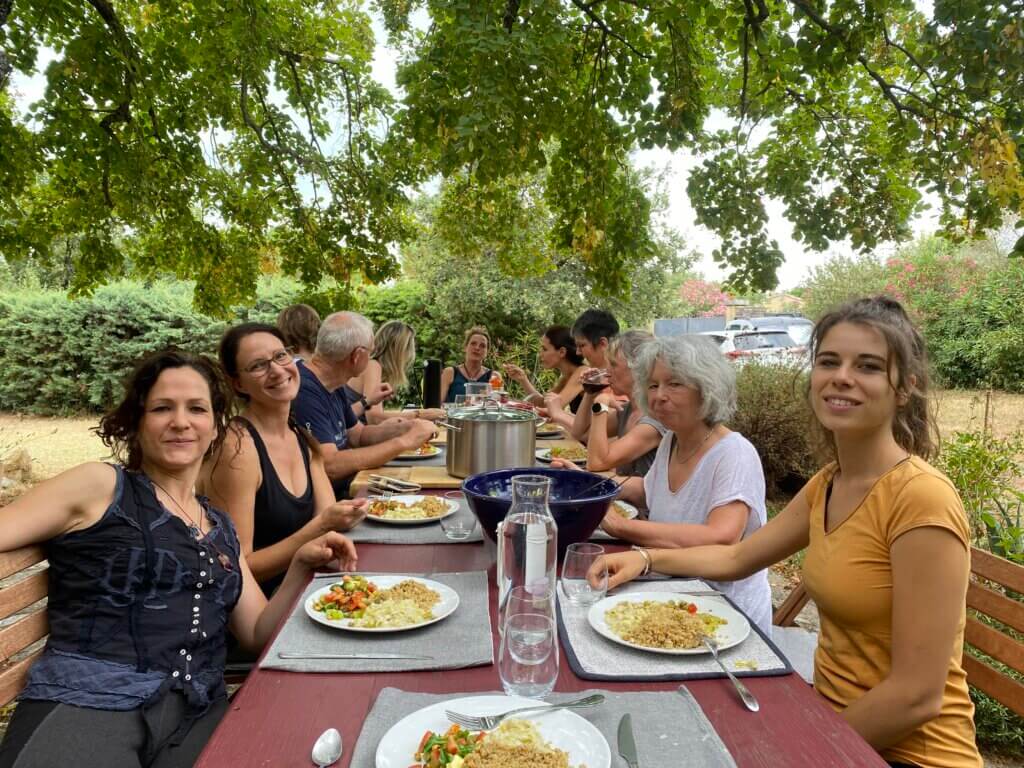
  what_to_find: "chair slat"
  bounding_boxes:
[964,617,1024,676]
[971,547,1024,593]
[967,581,1024,635]
[0,611,48,663]
[962,654,1024,719]
[773,582,811,627]
[0,570,48,622]
[0,547,46,581]
[0,648,44,709]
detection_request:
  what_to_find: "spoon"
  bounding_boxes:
[312,727,342,767]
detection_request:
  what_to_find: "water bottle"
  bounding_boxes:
[497,475,558,617]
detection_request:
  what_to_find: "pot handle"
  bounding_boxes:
[436,421,462,432]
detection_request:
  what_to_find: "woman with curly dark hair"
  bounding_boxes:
[0,349,357,768]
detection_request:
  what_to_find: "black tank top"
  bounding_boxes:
[237,418,315,595]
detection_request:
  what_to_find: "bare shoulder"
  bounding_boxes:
[37,461,118,514]
[208,423,259,479]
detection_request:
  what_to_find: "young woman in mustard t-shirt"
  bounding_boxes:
[593,296,981,768]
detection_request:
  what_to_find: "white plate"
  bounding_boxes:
[535,447,587,465]
[375,694,611,768]
[587,592,751,655]
[305,575,459,633]
[392,445,443,461]
[366,495,458,525]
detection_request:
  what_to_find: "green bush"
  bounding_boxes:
[729,362,817,498]
[0,278,303,414]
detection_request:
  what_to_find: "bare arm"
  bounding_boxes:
[596,491,811,589]
[586,420,660,473]
[0,462,117,551]
[568,391,595,441]
[319,420,435,480]
[841,527,969,748]
[204,432,366,584]
[440,366,455,403]
[601,501,751,549]
[228,531,358,652]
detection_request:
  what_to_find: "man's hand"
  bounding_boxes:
[400,419,437,450]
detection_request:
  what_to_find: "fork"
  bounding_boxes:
[701,634,759,712]
[445,693,604,731]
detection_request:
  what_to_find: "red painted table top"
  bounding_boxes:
[195,542,885,768]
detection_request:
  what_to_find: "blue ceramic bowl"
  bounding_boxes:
[462,467,620,556]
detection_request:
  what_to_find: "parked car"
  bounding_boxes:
[726,315,814,346]
[699,329,809,368]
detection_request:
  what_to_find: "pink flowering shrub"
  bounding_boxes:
[881,242,982,326]
[678,279,729,317]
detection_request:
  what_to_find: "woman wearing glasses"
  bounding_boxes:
[203,323,367,596]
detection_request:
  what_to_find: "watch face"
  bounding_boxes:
[591,402,605,414]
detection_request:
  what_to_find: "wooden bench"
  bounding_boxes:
[773,546,1024,718]
[0,546,48,708]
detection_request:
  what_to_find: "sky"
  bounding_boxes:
[10,6,942,292]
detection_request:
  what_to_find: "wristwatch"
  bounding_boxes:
[591,402,612,415]
[359,396,371,410]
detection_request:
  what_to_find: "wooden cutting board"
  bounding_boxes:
[408,465,463,489]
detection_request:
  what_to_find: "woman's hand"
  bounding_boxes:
[368,382,395,406]
[599,508,628,537]
[594,391,623,409]
[590,550,647,590]
[295,531,358,573]
[321,498,368,532]
[543,393,564,413]
[549,457,585,471]
[502,363,528,385]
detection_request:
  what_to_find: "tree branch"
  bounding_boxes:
[570,0,650,59]
[503,0,521,32]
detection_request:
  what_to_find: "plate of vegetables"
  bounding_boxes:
[305,574,459,633]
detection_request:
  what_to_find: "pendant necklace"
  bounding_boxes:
[674,429,714,466]
[151,478,204,539]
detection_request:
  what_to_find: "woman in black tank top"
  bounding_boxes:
[204,324,368,596]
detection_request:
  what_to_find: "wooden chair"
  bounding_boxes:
[773,547,1024,717]
[0,546,48,708]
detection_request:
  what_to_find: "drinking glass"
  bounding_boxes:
[561,543,607,606]
[464,382,490,405]
[498,584,554,637]
[439,491,477,541]
[498,613,558,699]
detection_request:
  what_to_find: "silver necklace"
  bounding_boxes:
[673,429,714,466]
[151,478,204,538]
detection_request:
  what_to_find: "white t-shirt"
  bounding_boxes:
[643,431,773,634]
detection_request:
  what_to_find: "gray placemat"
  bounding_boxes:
[347,498,483,544]
[259,571,493,672]
[350,686,736,767]
[558,579,792,680]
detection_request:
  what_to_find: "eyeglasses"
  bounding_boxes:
[243,349,294,376]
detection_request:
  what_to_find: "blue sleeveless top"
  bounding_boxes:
[21,466,242,737]
[443,366,492,403]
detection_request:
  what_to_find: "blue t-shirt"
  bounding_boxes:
[292,361,359,497]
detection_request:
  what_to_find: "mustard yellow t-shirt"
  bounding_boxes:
[800,456,981,768]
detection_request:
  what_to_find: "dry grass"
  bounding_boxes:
[0,413,111,481]
[933,390,1024,441]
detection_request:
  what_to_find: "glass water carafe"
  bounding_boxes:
[497,475,558,614]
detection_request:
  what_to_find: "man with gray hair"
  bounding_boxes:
[292,311,436,498]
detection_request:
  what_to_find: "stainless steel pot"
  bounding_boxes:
[442,403,537,478]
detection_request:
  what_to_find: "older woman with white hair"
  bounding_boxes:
[600,334,773,632]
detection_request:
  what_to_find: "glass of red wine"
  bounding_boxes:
[580,369,609,394]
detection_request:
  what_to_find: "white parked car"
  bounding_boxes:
[726,315,814,346]
[699,329,809,368]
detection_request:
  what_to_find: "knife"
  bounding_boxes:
[277,652,434,660]
[617,713,639,768]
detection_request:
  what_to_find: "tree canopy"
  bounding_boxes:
[1,1,1022,312]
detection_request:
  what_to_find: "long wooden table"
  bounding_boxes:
[195,542,886,768]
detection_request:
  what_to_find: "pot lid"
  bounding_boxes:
[447,404,537,422]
